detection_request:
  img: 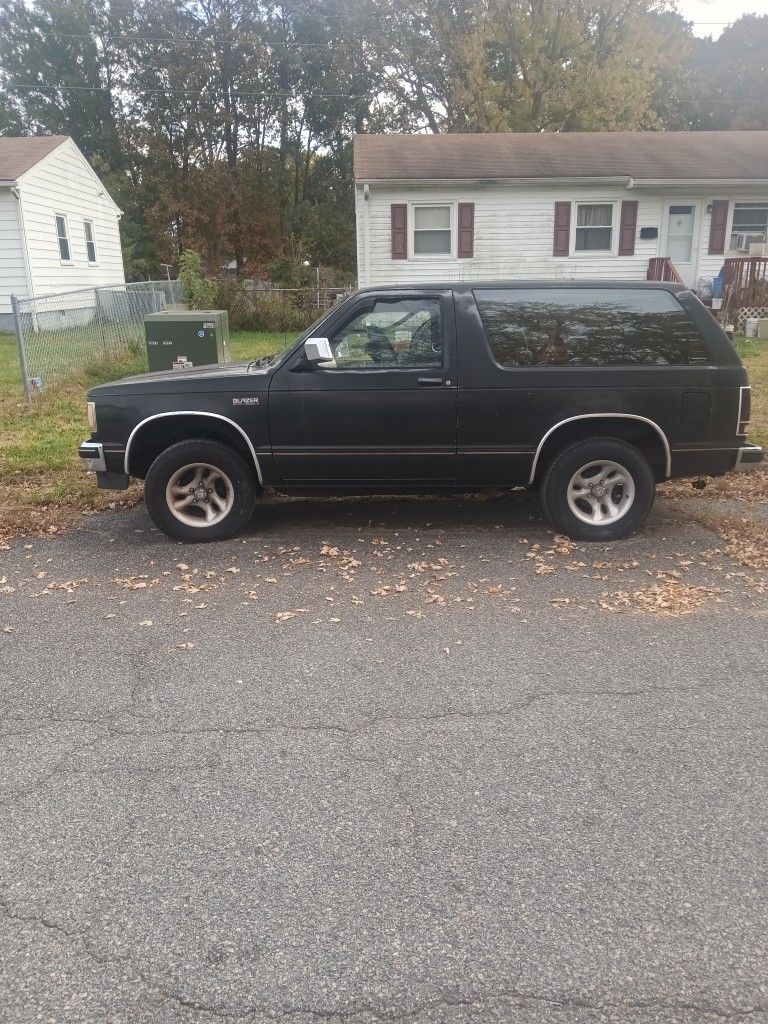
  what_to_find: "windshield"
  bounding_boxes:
[247,296,351,371]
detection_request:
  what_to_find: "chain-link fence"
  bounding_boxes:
[9,279,355,400]
[11,279,185,399]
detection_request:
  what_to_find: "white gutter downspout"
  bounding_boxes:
[362,183,371,287]
[11,185,35,300]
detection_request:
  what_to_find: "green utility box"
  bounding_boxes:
[144,310,229,372]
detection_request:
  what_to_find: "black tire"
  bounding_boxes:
[144,439,258,543]
[540,437,655,542]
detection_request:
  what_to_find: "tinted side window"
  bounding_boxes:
[473,288,710,367]
[328,297,442,370]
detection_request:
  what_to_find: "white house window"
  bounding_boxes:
[55,215,71,262]
[574,203,613,252]
[730,202,768,252]
[413,205,452,255]
[83,219,97,263]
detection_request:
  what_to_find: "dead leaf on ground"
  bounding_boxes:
[598,580,722,617]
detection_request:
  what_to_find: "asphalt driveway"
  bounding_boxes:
[1,490,767,1023]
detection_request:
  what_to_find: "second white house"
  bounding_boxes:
[353,131,768,291]
[0,135,125,330]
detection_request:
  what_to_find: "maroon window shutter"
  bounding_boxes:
[457,202,475,258]
[553,202,570,256]
[618,200,638,256]
[391,204,407,259]
[708,200,729,255]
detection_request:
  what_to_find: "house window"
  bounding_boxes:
[413,205,452,255]
[730,202,768,252]
[83,219,97,263]
[574,203,614,252]
[55,215,71,262]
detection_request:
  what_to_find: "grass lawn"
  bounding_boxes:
[0,327,766,541]
[734,334,768,448]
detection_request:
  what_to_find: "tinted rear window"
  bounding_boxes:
[473,288,710,367]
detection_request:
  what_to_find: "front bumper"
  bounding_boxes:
[735,444,765,471]
[78,441,106,473]
[78,441,130,489]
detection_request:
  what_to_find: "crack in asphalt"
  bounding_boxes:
[0,682,716,810]
[1,891,765,1023]
[0,679,716,739]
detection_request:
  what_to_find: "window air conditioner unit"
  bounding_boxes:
[733,233,765,253]
[748,241,767,257]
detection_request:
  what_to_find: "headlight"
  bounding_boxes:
[87,401,98,433]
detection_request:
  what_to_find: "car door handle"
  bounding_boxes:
[417,377,444,386]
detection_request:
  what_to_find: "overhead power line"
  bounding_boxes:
[9,83,370,100]
[8,83,763,108]
[40,30,358,48]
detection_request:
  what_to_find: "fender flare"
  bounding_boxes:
[124,411,263,483]
[528,413,671,484]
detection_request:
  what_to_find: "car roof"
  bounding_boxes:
[354,280,689,294]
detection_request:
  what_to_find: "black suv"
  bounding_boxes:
[79,282,762,543]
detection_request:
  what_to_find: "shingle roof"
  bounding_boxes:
[0,135,69,181]
[353,131,768,182]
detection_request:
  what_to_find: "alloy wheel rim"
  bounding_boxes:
[165,463,235,527]
[566,459,636,526]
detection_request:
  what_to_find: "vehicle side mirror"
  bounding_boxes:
[303,337,333,364]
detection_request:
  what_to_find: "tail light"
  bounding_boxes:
[738,386,751,435]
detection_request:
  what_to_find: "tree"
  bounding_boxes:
[0,0,125,166]
[1,0,758,283]
[374,0,694,133]
[692,15,768,130]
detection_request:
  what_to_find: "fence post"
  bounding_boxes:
[95,287,109,356]
[11,294,31,403]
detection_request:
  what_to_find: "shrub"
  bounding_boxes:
[179,249,217,309]
[239,293,316,333]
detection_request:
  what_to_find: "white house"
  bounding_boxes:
[353,131,768,292]
[0,135,125,330]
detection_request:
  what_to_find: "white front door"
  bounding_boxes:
[662,201,701,288]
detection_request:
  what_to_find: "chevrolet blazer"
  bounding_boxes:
[79,281,763,542]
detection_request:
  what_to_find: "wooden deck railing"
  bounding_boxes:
[647,257,685,284]
[722,256,768,312]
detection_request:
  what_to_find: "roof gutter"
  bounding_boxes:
[0,179,17,187]
[355,175,635,188]
[631,177,768,188]
[356,175,768,189]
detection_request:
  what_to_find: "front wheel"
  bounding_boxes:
[144,439,257,542]
[540,438,655,541]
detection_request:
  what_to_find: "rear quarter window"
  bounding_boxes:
[473,287,710,367]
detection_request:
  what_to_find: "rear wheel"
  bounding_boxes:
[540,438,655,541]
[144,439,257,542]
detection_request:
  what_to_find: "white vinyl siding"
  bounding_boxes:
[17,139,124,294]
[356,184,662,285]
[356,183,768,289]
[0,188,29,318]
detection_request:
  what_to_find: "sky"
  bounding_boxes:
[674,0,768,36]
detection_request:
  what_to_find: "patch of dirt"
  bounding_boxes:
[661,468,768,502]
[0,483,142,544]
